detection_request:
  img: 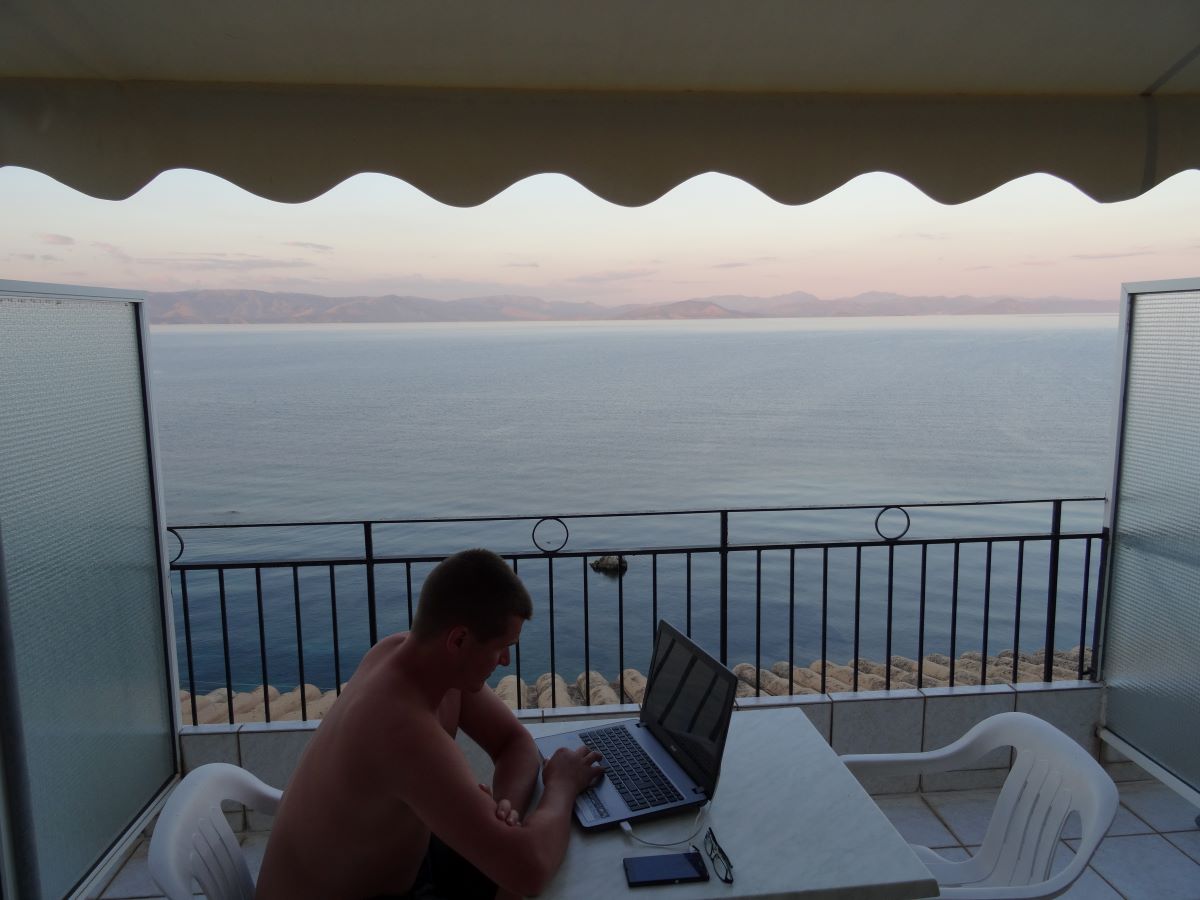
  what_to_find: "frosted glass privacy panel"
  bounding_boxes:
[0,291,174,898]
[1104,289,1200,794]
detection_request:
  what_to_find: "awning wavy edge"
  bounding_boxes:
[3,81,1198,206]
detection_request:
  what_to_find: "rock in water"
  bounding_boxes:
[575,671,619,705]
[494,675,528,709]
[620,668,648,703]
[536,673,571,708]
[589,555,627,575]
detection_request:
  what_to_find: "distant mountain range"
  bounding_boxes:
[144,289,1117,325]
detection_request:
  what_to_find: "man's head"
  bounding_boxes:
[411,548,533,643]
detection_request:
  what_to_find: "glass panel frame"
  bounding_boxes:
[0,280,180,899]
[1101,278,1200,799]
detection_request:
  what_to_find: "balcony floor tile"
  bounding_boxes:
[1066,833,1200,900]
[1116,780,1200,833]
[874,793,959,848]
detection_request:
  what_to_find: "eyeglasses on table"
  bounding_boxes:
[703,827,733,884]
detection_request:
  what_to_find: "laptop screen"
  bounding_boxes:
[641,621,737,797]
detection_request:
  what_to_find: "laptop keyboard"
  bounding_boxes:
[578,725,684,812]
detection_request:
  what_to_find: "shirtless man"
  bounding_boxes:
[256,549,603,899]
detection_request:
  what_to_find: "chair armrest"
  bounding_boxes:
[252,785,283,817]
[840,726,1002,777]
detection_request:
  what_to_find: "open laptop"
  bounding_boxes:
[534,620,738,829]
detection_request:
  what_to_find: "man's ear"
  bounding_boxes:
[444,625,470,654]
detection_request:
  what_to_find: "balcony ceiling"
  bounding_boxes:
[1,0,1198,205]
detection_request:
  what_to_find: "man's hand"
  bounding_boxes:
[478,783,521,826]
[542,746,604,794]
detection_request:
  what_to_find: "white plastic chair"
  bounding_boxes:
[148,762,282,900]
[840,711,1117,899]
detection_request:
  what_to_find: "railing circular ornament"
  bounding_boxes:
[531,517,569,553]
[874,506,911,542]
[167,527,186,564]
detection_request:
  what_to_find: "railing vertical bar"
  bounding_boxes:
[548,556,557,707]
[293,565,307,721]
[719,511,729,666]
[1089,531,1109,681]
[1013,539,1026,684]
[755,549,762,696]
[405,562,414,627]
[788,548,795,696]
[820,548,829,694]
[180,571,198,726]
[328,565,342,695]
[981,542,993,687]
[651,553,658,630]
[218,569,234,724]
[255,568,271,721]
[686,552,693,637]
[364,522,378,645]
[513,558,522,709]
[918,544,927,688]
[1043,500,1063,682]
[885,544,894,690]
[618,554,626,704]
[950,543,960,686]
[582,557,591,706]
[852,546,861,692]
[1078,538,1094,680]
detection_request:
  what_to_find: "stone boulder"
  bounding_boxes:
[575,671,620,706]
[620,669,648,703]
[589,555,628,575]
[732,663,791,696]
[536,673,571,708]
[494,675,529,710]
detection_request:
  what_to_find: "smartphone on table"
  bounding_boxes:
[623,847,710,887]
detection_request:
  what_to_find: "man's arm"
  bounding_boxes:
[459,684,540,819]
[395,718,601,897]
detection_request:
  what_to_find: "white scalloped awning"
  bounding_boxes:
[2,1,1198,206]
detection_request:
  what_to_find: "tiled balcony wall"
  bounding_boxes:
[178,680,1111,830]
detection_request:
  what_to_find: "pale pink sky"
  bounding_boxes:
[3,166,1198,304]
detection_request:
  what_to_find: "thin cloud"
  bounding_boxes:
[897,231,949,241]
[504,262,540,268]
[1071,250,1153,260]
[36,232,74,246]
[967,265,994,270]
[93,241,132,262]
[569,268,657,284]
[712,261,750,269]
[10,252,60,261]
[145,254,314,271]
[284,241,334,253]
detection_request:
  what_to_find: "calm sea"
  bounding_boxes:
[150,315,1120,693]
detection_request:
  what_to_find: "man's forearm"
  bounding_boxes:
[491,733,541,815]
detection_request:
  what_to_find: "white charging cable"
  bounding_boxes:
[618,801,709,847]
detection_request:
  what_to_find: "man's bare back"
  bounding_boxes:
[256,633,452,897]
[256,618,602,899]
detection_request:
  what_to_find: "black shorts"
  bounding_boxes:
[371,834,497,900]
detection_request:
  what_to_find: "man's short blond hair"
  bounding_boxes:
[411,548,533,641]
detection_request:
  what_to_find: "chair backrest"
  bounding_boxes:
[148,763,282,900]
[967,712,1117,889]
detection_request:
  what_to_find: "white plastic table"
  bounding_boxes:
[527,707,938,899]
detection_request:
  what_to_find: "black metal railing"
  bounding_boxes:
[168,497,1107,725]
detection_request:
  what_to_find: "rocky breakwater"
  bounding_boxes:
[484,646,1092,711]
[180,646,1092,722]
